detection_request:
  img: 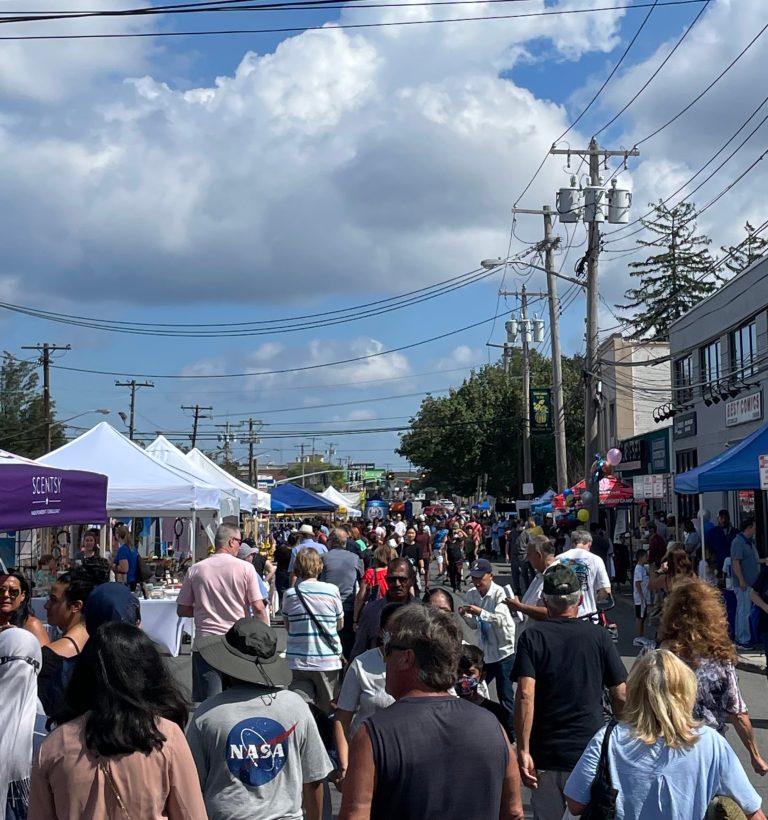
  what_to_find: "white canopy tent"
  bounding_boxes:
[146,436,240,520]
[186,448,271,512]
[320,486,362,517]
[39,423,222,557]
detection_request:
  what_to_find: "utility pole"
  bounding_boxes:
[181,404,212,448]
[520,286,532,492]
[544,206,569,493]
[296,443,307,487]
[115,380,154,440]
[214,420,240,464]
[241,418,263,485]
[500,288,546,497]
[21,343,71,452]
[510,206,570,492]
[550,139,639,521]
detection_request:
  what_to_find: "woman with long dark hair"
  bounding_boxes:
[28,622,206,818]
[37,565,107,716]
[0,570,49,646]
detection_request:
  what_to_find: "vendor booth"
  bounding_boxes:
[146,436,240,521]
[675,421,768,643]
[0,449,108,532]
[674,421,768,495]
[320,485,362,517]
[271,483,338,513]
[0,448,108,571]
[185,448,271,513]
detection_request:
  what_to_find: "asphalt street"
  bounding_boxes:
[166,558,768,818]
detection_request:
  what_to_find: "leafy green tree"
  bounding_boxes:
[0,353,65,457]
[616,200,718,340]
[287,457,346,490]
[396,353,584,497]
[720,220,768,276]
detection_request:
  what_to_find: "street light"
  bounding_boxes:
[480,257,587,289]
[61,408,110,425]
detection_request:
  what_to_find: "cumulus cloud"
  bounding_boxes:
[435,344,483,370]
[181,335,414,400]
[0,0,629,306]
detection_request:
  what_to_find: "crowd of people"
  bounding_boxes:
[1,505,767,820]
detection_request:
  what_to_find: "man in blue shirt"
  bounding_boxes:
[706,509,739,572]
[731,516,762,649]
[289,524,328,581]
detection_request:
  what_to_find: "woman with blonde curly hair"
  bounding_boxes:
[565,650,765,819]
[659,577,768,775]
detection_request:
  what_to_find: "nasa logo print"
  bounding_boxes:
[226,717,298,787]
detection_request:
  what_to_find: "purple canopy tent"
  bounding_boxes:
[0,448,108,531]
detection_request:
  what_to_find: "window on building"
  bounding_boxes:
[675,449,698,523]
[674,355,693,404]
[609,403,616,442]
[699,340,721,396]
[730,319,757,380]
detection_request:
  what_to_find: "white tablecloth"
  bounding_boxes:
[32,596,193,658]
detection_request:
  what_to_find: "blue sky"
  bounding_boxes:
[0,0,765,471]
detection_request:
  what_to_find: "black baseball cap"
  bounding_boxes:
[542,564,580,596]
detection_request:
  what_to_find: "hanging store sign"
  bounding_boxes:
[760,455,768,492]
[618,439,643,472]
[725,391,762,428]
[673,412,697,440]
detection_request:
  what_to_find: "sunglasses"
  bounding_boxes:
[385,575,410,584]
[0,587,21,600]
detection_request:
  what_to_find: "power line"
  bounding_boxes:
[634,18,768,148]
[0,0,711,41]
[509,0,692,209]
[49,311,504,379]
[592,0,712,138]
[0,266,496,337]
[606,92,768,243]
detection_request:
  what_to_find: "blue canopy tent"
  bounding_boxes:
[674,421,768,494]
[270,483,338,513]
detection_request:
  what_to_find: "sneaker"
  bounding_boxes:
[736,643,756,651]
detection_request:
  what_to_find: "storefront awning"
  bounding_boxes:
[674,421,768,494]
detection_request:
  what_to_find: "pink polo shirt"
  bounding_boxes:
[177,552,263,641]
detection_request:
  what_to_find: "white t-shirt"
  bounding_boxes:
[633,563,650,606]
[393,521,406,537]
[335,647,394,737]
[515,572,545,638]
[554,548,611,619]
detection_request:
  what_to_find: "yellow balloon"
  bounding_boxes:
[577,508,590,523]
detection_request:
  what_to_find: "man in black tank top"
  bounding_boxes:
[338,604,524,820]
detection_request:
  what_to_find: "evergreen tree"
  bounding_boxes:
[616,200,718,340]
[0,353,65,457]
[720,220,768,276]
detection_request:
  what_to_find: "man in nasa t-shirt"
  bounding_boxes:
[552,529,611,621]
[187,618,333,820]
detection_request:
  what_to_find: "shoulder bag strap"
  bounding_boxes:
[294,582,339,653]
[595,718,618,780]
[100,761,132,819]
